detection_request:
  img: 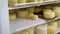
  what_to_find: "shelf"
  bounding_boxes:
[47,17,60,23]
[41,17,60,25]
[9,0,60,10]
[10,18,46,33]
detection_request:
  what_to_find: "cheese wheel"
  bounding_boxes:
[18,0,26,4]
[25,27,35,34]
[56,20,60,27]
[8,0,18,7]
[38,0,43,2]
[48,21,57,27]
[15,30,28,34]
[43,9,55,18]
[17,11,28,18]
[52,7,60,17]
[26,0,35,3]
[47,21,57,34]
[36,24,47,34]
[27,13,34,19]
[9,10,15,14]
[27,7,35,13]
[45,6,52,9]
[31,15,38,20]
[47,26,57,34]
[43,0,55,1]
[9,14,16,20]
[34,7,41,13]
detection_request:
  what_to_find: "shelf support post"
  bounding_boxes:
[0,0,11,34]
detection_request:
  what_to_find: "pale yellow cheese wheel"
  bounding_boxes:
[8,0,18,7]
[25,27,35,34]
[17,11,28,18]
[27,7,35,13]
[45,6,52,9]
[34,7,41,13]
[48,21,57,27]
[26,0,35,3]
[9,14,16,20]
[47,21,57,34]
[47,26,57,34]
[31,15,38,20]
[27,13,34,19]
[36,24,47,34]
[52,7,60,17]
[18,0,26,4]
[15,30,28,34]
[43,9,55,18]
[56,20,60,27]
[9,10,15,14]
[38,0,43,2]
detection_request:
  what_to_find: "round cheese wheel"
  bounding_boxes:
[9,14,16,20]
[52,6,60,17]
[43,9,55,18]
[18,0,26,4]
[56,20,60,27]
[31,15,38,20]
[17,11,28,18]
[8,0,18,7]
[47,26,57,34]
[36,24,47,34]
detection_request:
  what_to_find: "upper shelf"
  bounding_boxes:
[10,18,46,33]
[9,1,60,10]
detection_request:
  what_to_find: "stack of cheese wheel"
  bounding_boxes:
[17,9,28,18]
[56,20,60,27]
[14,30,28,34]
[36,24,47,34]
[9,10,16,20]
[18,0,26,4]
[47,21,57,34]
[8,0,18,7]
[52,6,60,17]
[43,9,55,18]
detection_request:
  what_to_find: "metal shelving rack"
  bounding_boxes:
[0,0,60,34]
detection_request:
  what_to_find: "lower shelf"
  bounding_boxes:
[10,18,46,33]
